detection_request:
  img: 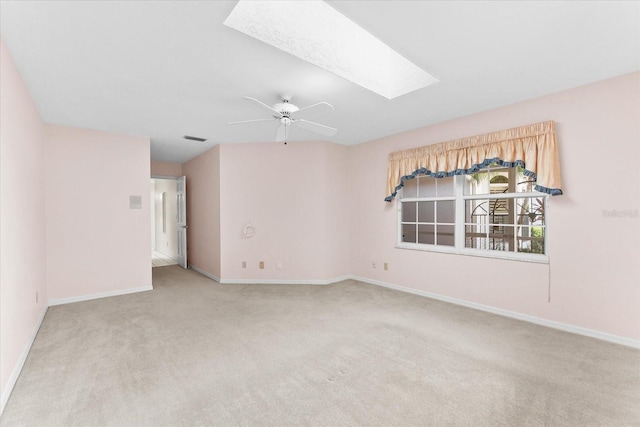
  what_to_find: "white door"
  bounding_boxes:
[176,176,187,268]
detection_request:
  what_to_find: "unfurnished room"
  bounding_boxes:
[1,1,639,425]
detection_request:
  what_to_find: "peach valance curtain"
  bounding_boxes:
[385,120,562,201]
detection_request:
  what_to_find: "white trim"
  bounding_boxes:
[394,243,549,264]
[1,305,48,415]
[350,275,640,349]
[48,285,153,306]
[219,275,351,285]
[150,175,179,180]
[189,265,221,283]
[187,266,350,286]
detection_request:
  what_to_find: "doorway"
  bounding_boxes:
[150,176,187,268]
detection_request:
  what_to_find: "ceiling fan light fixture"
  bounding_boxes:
[223,1,438,99]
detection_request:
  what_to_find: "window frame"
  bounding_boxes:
[397,174,550,263]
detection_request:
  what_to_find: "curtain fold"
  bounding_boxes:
[385,120,562,201]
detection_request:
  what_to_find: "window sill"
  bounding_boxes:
[395,243,549,264]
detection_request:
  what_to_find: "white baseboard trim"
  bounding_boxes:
[187,266,350,286]
[219,275,351,285]
[48,285,153,307]
[1,305,48,415]
[350,275,640,349]
[189,265,221,283]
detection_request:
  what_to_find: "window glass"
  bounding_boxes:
[516,197,545,226]
[418,201,434,223]
[402,202,417,222]
[437,225,455,246]
[437,176,455,197]
[417,177,436,197]
[436,201,455,223]
[516,169,536,193]
[401,223,417,243]
[417,224,435,245]
[403,178,418,198]
[400,168,547,259]
[517,226,545,254]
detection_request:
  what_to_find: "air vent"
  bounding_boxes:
[183,135,207,142]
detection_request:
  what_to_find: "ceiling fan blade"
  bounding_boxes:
[244,96,282,117]
[228,118,276,125]
[295,118,337,136]
[291,101,334,115]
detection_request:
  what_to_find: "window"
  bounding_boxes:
[398,163,547,261]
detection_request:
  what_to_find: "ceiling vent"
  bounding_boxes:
[183,135,207,142]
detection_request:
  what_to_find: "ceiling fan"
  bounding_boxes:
[229,95,337,144]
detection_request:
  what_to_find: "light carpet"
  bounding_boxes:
[2,265,639,426]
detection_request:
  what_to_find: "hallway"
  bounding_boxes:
[152,250,177,268]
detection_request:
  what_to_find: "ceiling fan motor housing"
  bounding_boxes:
[274,99,299,116]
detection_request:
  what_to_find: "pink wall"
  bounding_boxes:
[183,78,639,339]
[182,146,221,278]
[323,143,351,278]
[218,141,351,281]
[349,72,640,340]
[0,40,48,407]
[45,125,152,301]
[151,160,182,177]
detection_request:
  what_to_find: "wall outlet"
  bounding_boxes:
[242,261,247,269]
[372,261,376,269]
[384,262,389,271]
[36,291,38,303]
[259,261,265,269]
[276,261,282,270]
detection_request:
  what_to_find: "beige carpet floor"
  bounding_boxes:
[2,265,639,426]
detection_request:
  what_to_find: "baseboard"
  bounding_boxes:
[1,305,48,415]
[219,275,351,285]
[187,266,350,286]
[350,275,640,349]
[48,285,153,307]
[189,265,221,283]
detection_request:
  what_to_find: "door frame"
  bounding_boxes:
[151,175,187,268]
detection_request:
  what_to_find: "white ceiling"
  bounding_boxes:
[1,1,639,163]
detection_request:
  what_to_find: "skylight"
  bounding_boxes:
[223,1,438,99]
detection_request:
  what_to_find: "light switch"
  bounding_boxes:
[129,195,142,209]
